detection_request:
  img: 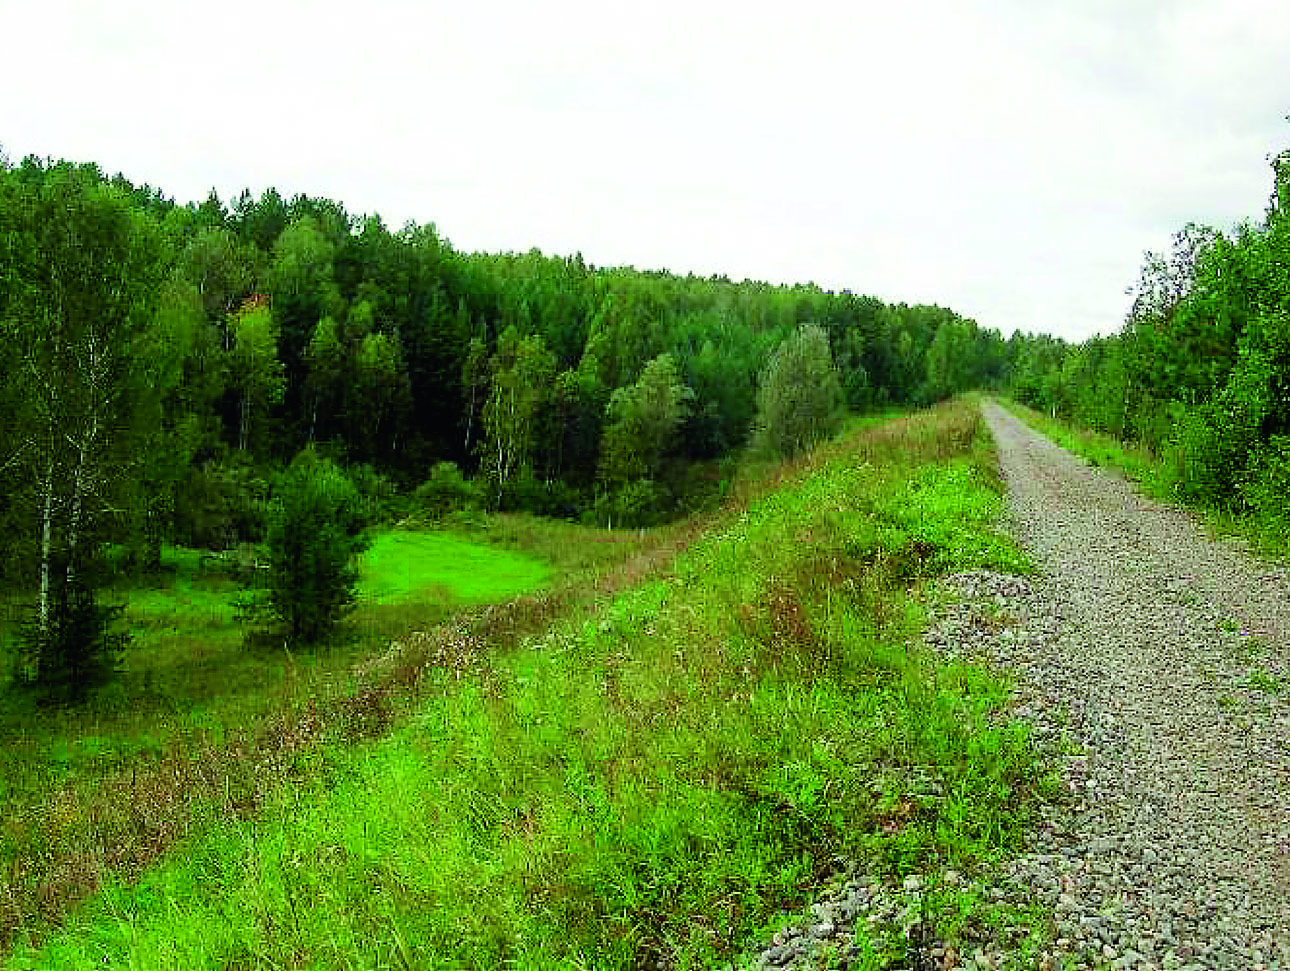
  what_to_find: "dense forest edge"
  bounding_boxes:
[1006,146,1290,556]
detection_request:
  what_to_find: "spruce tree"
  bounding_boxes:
[252,450,368,646]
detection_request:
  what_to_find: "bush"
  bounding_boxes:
[413,461,480,520]
[500,472,586,519]
[1239,435,1290,543]
[588,480,670,529]
[347,463,406,526]
[174,456,270,549]
[1167,349,1275,505]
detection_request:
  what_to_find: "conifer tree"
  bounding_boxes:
[253,450,368,646]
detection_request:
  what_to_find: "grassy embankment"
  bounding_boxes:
[998,399,1290,559]
[5,400,1052,969]
[0,522,650,954]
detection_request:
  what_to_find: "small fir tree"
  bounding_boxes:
[250,449,368,646]
[18,565,127,705]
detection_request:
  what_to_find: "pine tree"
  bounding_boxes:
[751,324,845,460]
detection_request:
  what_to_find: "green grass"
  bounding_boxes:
[358,530,551,606]
[0,526,563,954]
[4,401,1052,969]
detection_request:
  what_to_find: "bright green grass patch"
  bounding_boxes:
[358,530,551,606]
[0,527,556,944]
[7,401,1049,970]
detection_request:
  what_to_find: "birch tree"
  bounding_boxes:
[0,166,164,700]
[480,326,555,505]
[228,297,285,457]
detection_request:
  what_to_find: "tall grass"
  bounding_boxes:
[0,526,568,953]
[5,400,1045,969]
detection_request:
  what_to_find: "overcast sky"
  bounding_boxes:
[3,0,1288,341]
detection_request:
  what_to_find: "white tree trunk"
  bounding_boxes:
[37,452,55,637]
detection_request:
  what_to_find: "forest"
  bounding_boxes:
[2,142,1288,967]
[0,150,1007,700]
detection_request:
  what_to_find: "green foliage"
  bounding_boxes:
[598,352,694,487]
[590,478,670,529]
[480,327,556,505]
[413,461,480,520]
[1237,435,1290,547]
[345,463,405,526]
[173,457,271,549]
[6,402,1043,969]
[1007,143,1290,556]
[751,324,845,459]
[227,300,285,456]
[16,573,127,706]
[249,450,369,646]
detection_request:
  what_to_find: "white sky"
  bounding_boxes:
[3,0,1288,341]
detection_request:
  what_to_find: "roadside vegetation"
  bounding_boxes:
[3,400,1049,970]
[1000,399,1290,559]
[1005,146,1290,559]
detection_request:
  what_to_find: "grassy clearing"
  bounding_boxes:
[6,400,1048,969]
[998,399,1290,558]
[358,531,551,606]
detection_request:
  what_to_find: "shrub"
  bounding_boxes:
[347,463,406,525]
[589,480,670,529]
[413,461,480,520]
[174,456,271,549]
[1239,435,1290,544]
[500,472,586,518]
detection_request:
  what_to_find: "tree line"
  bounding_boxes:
[0,150,1010,700]
[1007,146,1290,540]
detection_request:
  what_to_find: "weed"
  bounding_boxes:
[1246,668,1283,695]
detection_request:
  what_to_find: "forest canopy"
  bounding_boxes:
[0,150,1008,584]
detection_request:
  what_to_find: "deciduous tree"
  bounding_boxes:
[751,325,845,460]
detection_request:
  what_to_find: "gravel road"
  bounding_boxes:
[739,402,1289,970]
[970,401,1290,969]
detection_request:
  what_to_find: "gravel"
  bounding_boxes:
[732,402,1290,970]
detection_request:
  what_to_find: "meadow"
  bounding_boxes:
[2,400,1053,969]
